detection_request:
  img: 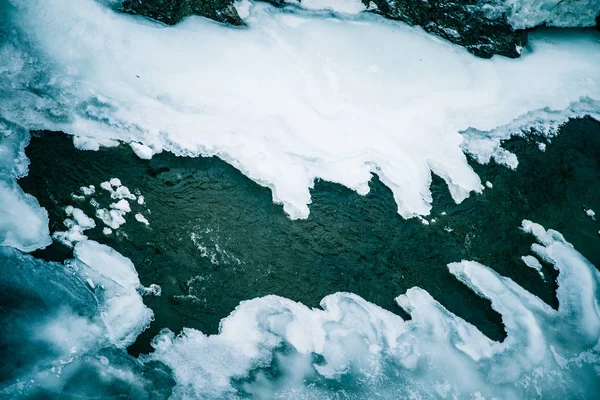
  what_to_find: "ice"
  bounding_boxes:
[80,185,95,195]
[0,243,158,398]
[52,206,96,247]
[147,221,600,398]
[2,214,600,397]
[282,0,366,14]
[109,178,121,187]
[273,0,600,29]
[522,254,545,278]
[101,179,136,200]
[111,199,131,213]
[0,179,51,252]
[585,208,596,221]
[485,181,493,189]
[129,142,154,159]
[73,240,153,346]
[1,0,598,219]
[134,213,149,225]
[96,208,127,229]
[489,0,600,29]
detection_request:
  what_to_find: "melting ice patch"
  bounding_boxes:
[0,0,599,219]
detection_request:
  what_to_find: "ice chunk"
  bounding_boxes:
[53,207,96,247]
[130,142,154,159]
[282,0,366,14]
[0,180,51,252]
[521,255,544,278]
[110,199,131,213]
[80,185,95,195]
[585,208,595,221]
[73,240,153,347]
[134,213,149,225]
[96,208,126,229]
[109,178,121,187]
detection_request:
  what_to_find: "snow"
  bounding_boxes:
[1,0,598,220]
[485,181,493,189]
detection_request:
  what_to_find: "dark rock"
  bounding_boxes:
[122,0,243,26]
[120,0,528,58]
[362,0,527,58]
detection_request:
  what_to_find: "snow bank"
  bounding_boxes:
[1,0,598,219]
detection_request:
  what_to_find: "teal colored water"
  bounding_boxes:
[20,118,600,356]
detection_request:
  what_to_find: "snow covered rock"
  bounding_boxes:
[121,0,244,25]
[117,0,600,58]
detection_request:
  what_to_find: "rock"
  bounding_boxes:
[363,0,526,58]
[121,0,243,26]
[120,0,599,59]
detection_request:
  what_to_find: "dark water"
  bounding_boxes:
[19,118,600,356]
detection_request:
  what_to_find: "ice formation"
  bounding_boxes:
[0,2,599,397]
[144,221,600,398]
[2,220,597,398]
[0,0,598,220]
[53,206,97,247]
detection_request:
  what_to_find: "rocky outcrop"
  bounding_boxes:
[119,0,598,59]
[121,0,243,26]
[363,0,527,58]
